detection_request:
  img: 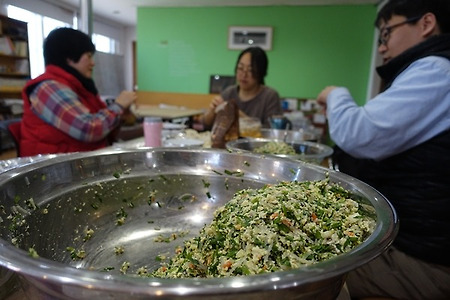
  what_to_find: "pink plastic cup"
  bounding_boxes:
[143,117,162,147]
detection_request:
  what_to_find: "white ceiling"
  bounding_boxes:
[57,0,380,27]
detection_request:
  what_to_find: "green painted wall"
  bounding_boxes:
[137,5,377,104]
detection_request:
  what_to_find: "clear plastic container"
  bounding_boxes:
[239,117,262,138]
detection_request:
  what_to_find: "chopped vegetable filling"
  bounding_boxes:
[151,179,376,278]
[253,141,296,155]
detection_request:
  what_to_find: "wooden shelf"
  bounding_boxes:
[0,86,22,93]
[0,72,29,78]
[0,53,28,59]
[0,15,29,107]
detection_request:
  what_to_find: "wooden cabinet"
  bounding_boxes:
[0,15,29,116]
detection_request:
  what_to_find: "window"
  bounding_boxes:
[6,5,121,79]
[92,33,120,54]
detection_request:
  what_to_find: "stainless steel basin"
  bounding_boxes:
[0,148,397,299]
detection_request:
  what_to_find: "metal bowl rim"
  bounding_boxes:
[226,138,334,159]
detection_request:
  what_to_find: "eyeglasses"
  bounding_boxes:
[378,16,422,46]
[236,66,252,74]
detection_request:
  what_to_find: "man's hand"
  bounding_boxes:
[316,86,338,107]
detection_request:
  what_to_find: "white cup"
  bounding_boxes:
[143,117,162,147]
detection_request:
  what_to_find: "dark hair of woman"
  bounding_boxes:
[42,27,98,94]
[234,46,268,85]
[43,27,96,66]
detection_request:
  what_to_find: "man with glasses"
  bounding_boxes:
[317,0,450,299]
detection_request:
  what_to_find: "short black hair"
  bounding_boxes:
[376,0,450,33]
[44,27,96,66]
[234,46,268,85]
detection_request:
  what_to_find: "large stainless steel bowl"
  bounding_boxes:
[0,148,397,300]
[226,138,334,165]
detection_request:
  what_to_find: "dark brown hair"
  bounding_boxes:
[234,46,268,85]
[44,27,96,67]
[376,0,450,33]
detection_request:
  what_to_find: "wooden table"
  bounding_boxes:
[133,105,203,120]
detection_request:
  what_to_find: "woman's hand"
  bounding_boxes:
[209,95,225,111]
[203,95,225,128]
[115,91,137,109]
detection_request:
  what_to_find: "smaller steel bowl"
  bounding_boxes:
[259,128,321,142]
[226,138,334,164]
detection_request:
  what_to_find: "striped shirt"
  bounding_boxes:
[29,80,123,142]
